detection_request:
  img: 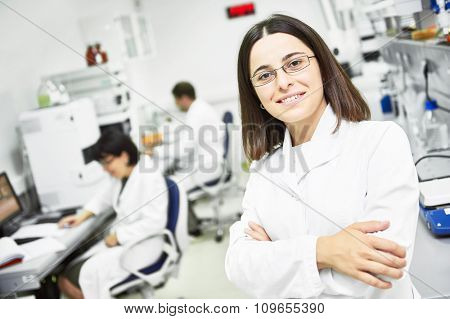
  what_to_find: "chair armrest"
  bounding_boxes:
[191,161,231,195]
[118,230,179,284]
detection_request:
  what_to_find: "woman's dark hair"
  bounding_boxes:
[172,81,196,100]
[238,14,371,161]
[93,129,138,166]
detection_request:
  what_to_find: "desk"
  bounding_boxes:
[410,217,450,298]
[0,210,114,298]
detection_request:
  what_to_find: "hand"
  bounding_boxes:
[317,221,407,290]
[58,214,83,228]
[58,211,94,228]
[104,233,119,247]
[245,222,272,241]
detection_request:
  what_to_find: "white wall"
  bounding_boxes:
[129,0,329,107]
[0,0,329,192]
[0,0,133,192]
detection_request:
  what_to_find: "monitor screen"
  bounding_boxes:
[0,172,22,225]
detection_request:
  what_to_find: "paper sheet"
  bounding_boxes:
[11,223,68,239]
[21,237,67,261]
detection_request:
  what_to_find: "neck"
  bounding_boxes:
[123,165,135,178]
[285,99,327,146]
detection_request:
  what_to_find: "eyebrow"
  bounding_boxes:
[251,51,306,76]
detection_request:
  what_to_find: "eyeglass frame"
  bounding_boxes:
[250,54,316,87]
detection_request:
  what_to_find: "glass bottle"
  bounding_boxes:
[86,45,96,66]
[421,99,449,151]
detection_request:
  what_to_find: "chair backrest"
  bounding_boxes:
[164,177,189,253]
[222,111,233,160]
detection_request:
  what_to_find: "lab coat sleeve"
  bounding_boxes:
[114,174,168,245]
[83,179,115,215]
[225,172,325,298]
[320,123,420,297]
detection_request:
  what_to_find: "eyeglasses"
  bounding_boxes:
[250,55,315,87]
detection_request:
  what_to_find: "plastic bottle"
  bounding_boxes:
[421,99,449,151]
[37,80,60,108]
[57,83,70,104]
[437,0,450,40]
[446,0,450,42]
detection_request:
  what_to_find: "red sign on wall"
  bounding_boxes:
[227,3,255,18]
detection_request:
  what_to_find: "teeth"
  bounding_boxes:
[281,94,301,103]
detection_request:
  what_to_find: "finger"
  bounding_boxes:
[57,218,65,226]
[350,220,390,234]
[369,237,406,258]
[248,222,271,239]
[66,219,75,226]
[367,249,407,269]
[360,260,404,280]
[354,271,392,289]
[248,222,265,233]
[245,228,268,241]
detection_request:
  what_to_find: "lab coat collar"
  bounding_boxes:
[115,155,150,207]
[281,104,342,183]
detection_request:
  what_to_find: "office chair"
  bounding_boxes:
[109,177,188,298]
[187,111,241,242]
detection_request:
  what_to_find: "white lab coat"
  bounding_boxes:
[171,99,225,191]
[225,105,420,298]
[78,155,168,298]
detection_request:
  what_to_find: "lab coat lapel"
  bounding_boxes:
[251,105,343,200]
[115,161,139,210]
[281,105,342,191]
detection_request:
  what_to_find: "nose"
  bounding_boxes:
[275,69,294,90]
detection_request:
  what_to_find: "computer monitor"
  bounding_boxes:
[0,172,23,227]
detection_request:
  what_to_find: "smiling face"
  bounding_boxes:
[249,32,327,125]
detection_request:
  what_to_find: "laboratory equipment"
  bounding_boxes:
[416,154,450,235]
[18,98,107,211]
[419,176,450,236]
[43,66,130,116]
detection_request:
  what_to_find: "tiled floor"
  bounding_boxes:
[153,229,249,299]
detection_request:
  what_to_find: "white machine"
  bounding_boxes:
[19,99,107,211]
[43,66,130,116]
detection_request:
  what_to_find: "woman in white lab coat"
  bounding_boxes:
[225,14,420,298]
[58,129,167,298]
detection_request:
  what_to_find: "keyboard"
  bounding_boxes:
[35,216,61,224]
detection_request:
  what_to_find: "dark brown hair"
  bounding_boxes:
[93,129,138,166]
[172,81,196,100]
[238,14,370,161]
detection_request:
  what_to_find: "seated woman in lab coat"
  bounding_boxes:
[58,129,167,298]
[225,14,420,298]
